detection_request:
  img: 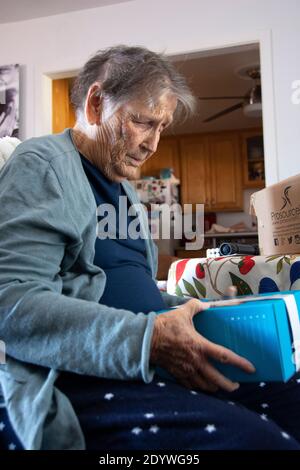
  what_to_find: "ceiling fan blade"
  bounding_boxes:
[203,102,244,123]
[198,96,244,100]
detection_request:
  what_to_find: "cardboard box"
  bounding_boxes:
[250,173,300,255]
[156,290,300,383]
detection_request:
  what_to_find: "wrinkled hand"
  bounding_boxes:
[150,299,255,393]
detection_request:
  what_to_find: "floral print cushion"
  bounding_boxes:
[167,255,300,299]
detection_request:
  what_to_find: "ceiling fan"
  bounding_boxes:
[199,67,262,123]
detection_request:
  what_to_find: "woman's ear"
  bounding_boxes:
[84,82,103,125]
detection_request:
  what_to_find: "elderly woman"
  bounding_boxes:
[0,46,300,451]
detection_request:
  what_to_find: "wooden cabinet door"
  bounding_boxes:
[179,135,211,209]
[240,129,265,188]
[52,78,75,133]
[208,133,243,211]
[140,137,180,179]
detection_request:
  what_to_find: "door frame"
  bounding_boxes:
[36,29,278,185]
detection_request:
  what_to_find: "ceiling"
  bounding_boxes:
[167,44,262,135]
[0,0,130,24]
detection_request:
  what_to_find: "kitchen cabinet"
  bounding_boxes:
[179,134,210,209]
[209,132,243,211]
[140,137,181,179]
[180,132,243,212]
[52,78,75,133]
[240,129,265,188]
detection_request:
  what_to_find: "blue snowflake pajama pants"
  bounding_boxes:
[2,372,300,450]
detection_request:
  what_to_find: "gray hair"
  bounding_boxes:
[71,45,196,122]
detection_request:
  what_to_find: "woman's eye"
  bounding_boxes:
[134,120,152,128]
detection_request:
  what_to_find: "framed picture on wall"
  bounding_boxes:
[0,64,19,138]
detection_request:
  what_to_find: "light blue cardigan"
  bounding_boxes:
[0,130,186,450]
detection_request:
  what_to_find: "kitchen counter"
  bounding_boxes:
[176,232,258,258]
[205,231,258,247]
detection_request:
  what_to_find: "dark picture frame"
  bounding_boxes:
[0,64,19,138]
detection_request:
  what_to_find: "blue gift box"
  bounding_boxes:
[156,290,300,383]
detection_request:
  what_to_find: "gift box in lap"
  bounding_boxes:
[156,290,300,383]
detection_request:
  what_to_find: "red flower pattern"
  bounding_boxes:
[175,259,190,283]
[238,256,255,275]
[195,263,205,279]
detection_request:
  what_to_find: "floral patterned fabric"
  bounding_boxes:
[167,255,300,300]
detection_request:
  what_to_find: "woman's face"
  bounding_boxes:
[94,92,177,182]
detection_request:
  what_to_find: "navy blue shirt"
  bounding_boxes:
[80,155,166,313]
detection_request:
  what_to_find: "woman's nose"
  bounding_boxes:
[142,129,161,154]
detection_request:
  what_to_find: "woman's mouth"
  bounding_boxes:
[127,155,143,167]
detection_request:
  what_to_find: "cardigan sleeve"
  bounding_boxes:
[0,151,155,383]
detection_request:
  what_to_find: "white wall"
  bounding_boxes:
[0,0,299,184]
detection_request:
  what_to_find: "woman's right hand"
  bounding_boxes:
[150,299,255,393]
